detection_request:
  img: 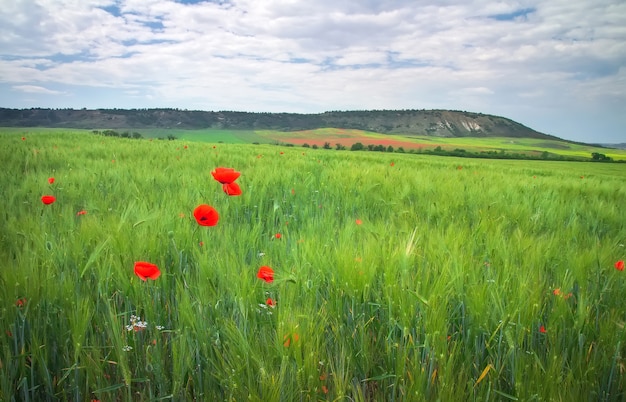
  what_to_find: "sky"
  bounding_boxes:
[1,0,625,143]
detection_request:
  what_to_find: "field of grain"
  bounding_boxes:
[1,130,625,401]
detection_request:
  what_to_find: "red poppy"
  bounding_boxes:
[16,298,26,307]
[134,261,161,281]
[553,288,561,296]
[616,260,625,271]
[539,325,546,334]
[266,298,276,307]
[257,266,274,283]
[48,177,55,184]
[41,195,56,205]
[283,333,300,347]
[193,204,219,226]
[355,219,362,225]
[76,210,87,216]
[222,182,242,196]
[280,151,284,155]
[21,137,26,140]
[211,167,240,184]
[275,233,282,239]
[390,162,395,166]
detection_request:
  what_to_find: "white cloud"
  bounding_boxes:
[12,85,66,95]
[0,0,624,142]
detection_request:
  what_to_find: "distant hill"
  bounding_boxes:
[0,107,561,140]
[598,143,626,150]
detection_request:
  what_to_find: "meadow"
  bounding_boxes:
[1,130,625,401]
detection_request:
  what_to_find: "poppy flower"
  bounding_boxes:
[616,260,625,271]
[211,167,240,184]
[266,298,276,307]
[193,204,219,226]
[134,261,161,281]
[76,210,87,216]
[21,137,26,140]
[539,325,546,334]
[48,177,55,184]
[257,266,274,283]
[16,298,26,307]
[41,195,56,205]
[553,288,561,296]
[222,182,242,196]
[275,233,282,239]
[355,219,362,225]
[283,333,300,347]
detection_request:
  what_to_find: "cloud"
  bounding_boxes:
[12,85,66,95]
[0,0,625,142]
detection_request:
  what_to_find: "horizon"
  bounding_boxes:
[1,0,625,143]
[2,106,624,145]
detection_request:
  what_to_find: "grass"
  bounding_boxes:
[7,127,625,160]
[1,131,625,401]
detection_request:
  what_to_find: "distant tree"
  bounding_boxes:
[374,144,385,152]
[323,142,331,149]
[302,143,310,148]
[386,145,394,153]
[335,143,346,150]
[312,144,319,149]
[591,152,611,161]
[397,147,405,153]
[351,142,364,151]
[367,144,375,151]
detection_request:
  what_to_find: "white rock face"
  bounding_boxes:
[461,120,481,131]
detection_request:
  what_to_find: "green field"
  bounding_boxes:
[1,130,625,401]
[7,127,625,161]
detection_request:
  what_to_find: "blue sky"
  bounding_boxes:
[1,0,625,143]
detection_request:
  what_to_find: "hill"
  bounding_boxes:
[0,108,560,140]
